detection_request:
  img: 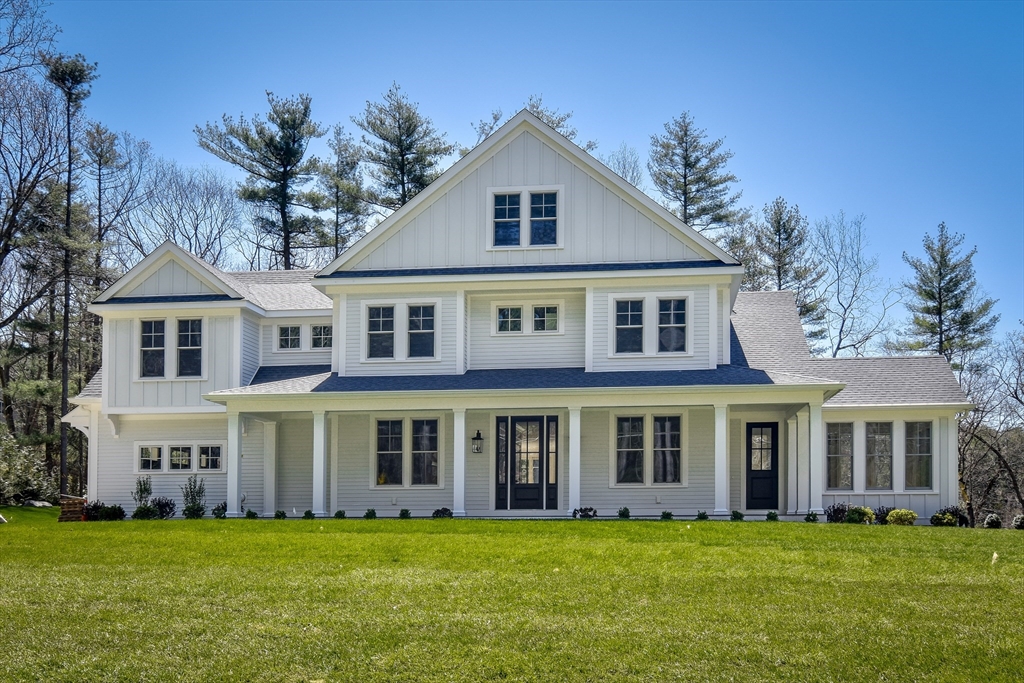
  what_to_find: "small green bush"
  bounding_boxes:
[131,475,152,508]
[660,511,673,521]
[302,509,315,520]
[572,507,597,519]
[930,511,958,527]
[617,506,630,519]
[99,504,126,521]
[765,510,779,522]
[151,497,176,519]
[333,510,346,519]
[432,507,453,518]
[131,504,158,520]
[983,513,1002,529]
[824,503,849,523]
[844,506,875,524]
[874,506,896,525]
[886,509,918,526]
[1012,514,1024,530]
[804,511,818,523]
[731,510,744,521]
[695,510,709,521]
[399,508,412,519]
[212,501,227,519]
[180,475,206,519]
[364,508,377,520]
[245,508,259,519]
[274,509,287,520]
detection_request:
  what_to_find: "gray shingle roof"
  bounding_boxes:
[220,270,332,311]
[75,368,102,401]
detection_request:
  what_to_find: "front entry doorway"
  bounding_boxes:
[746,422,779,510]
[495,416,558,510]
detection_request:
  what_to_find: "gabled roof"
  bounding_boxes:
[95,241,244,303]
[316,110,739,279]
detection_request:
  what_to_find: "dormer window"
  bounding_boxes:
[489,186,562,249]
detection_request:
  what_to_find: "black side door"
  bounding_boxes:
[746,422,779,510]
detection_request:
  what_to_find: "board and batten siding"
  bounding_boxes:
[123,259,219,297]
[591,284,712,371]
[344,293,458,376]
[468,292,585,369]
[107,315,235,409]
[241,312,261,384]
[260,318,333,367]
[347,130,707,271]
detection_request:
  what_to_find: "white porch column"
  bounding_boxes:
[453,408,466,516]
[87,408,99,500]
[786,416,798,515]
[797,408,810,514]
[714,404,729,515]
[262,421,277,517]
[312,411,328,517]
[809,402,824,513]
[227,413,243,517]
[853,420,866,493]
[568,407,581,514]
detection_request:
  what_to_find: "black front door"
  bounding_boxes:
[746,423,779,510]
[495,416,558,510]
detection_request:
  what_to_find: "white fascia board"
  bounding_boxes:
[260,308,334,318]
[823,402,974,412]
[88,301,265,317]
[68,396,101,406]
[104,405,228,416]
[95,241,243,302]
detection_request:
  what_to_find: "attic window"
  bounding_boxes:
[529,192,557,245]
[490,187,562,249]
[493,194,521,247]
[140,320,165,378]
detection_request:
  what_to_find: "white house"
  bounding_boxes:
[64,111,969,520]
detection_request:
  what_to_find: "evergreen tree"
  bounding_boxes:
[316,126,365,259]
[900,222,999,366]
[462,95,597,155]
[195,91,325,269]
[354,83,453,211]
[648,111,745,234]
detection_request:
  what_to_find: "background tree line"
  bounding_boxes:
[0,0,1019,524]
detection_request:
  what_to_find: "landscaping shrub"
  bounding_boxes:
[212,502,227,519]
[660,511,673,521]
[931,505,965,527]
[804,511,818,523]
[364,508,377,520]
[844,506,875,524]
[333,510,346,519]
[245,508,259,519]
[399,508,412,519]
[824,503,849,523]
[886,509,918,526]
[151,497,176,519]
[617,506,630,519]
[131,504,158,520]
[131,475,152,508]
[180,475,206,519]
[302,509,315,520]
[731,510,744,521]
[983,513,1002,529]
[83,500,104,521]
[874,506,896,525]
[432,507,453,518]
[99,504,126,521]
[695,510,709,521]
[0,426,58,505]
[766,510,779,522]
[572,507,597,519]
[274,509,287,520]
[1012,515,1024,530]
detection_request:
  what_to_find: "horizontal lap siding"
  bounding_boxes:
[261,319,333,367]
[93,415,228,514]
[468,292,585,369]
[345,293,457,376]
[335,413,455,517]
[277,417,314,514]
[465,411,492,513]
[350,130,704,271]
[591,285,711,371]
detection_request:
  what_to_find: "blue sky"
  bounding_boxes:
[49,0,1023,334]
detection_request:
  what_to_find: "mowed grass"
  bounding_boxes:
[1,507,1022,683]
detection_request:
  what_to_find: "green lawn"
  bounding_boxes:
[1,507,1022,682]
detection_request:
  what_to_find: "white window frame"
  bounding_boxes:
[407,304,437,359]
[825,422,854,491]
[607,411,689,488]
[359,299,442,363]
[277,324,302,352]
[904,419,935,491]
[175,318,204,379]
[133,440,227,474]
[311,324,333,349]
[485,185,565,250]
[607,292,694,358]
[138,318,167,380]
[491,299,565,336]
[865,421,894,491]
[368,415,446,490]
[134,317,207,382]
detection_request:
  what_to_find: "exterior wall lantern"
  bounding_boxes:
[471,430,484,454]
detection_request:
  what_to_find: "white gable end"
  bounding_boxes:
[124,259,219,297]
[95,241,243,303]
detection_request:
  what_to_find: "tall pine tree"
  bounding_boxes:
[316,125,365,259]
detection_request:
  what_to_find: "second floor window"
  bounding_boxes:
[311,325,333,349]
[408,305,435,358]
[493,193,521,247]
[615,300,644,354]
[140,320,165,378]
[658,299,687,353]
[278,326,300,350]
[827,423,853,490]
[367,306,395,358]
[529,192,557,245]
[177,319,202,377]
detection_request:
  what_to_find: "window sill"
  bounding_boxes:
[606,352,695,359]
[135,377,207,383]
[486,245,564,251]
[491,330,565,338]
[134,470,225,475]
[609,483,688,489]
[370,484,445,491]
[360,357,441,364]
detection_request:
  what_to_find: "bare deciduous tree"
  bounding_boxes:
[0,0,58,74]
[603,142,645,189]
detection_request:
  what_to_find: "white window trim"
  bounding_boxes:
[485,185,566,250]
[607,411,689,488]
[864,421,894,491]
[368,415,446,490]
[607,292,695,358]
[359,299,442,363]
[134,317,208,382]
[133,440,227,474]
[825,421,855,492]
[276,324,304,352]
[903,419,936,492]
[310,324,334,350]
[490,299,565,336]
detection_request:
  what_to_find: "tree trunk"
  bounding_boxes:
[59,97,72,496]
